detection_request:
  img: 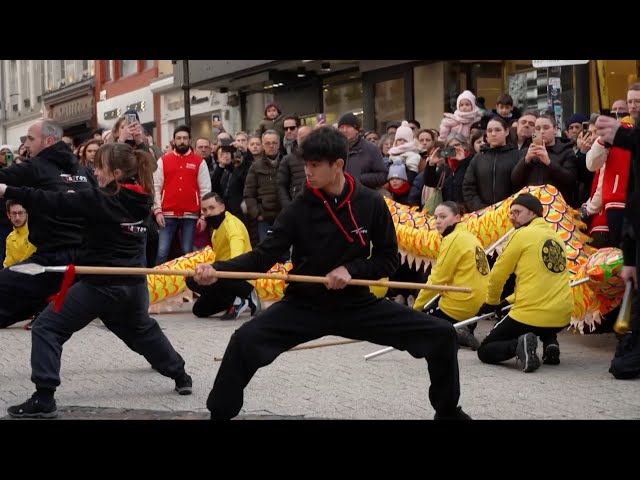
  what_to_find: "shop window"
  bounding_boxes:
[121,60,137,77]
[508,66,576,129]
[602,60,639,107]
[374,77,404,133]
[104,60,112,82]
[323,78,363,127]
[245,92,275,134]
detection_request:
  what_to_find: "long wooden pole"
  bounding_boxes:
[52,266,472,293]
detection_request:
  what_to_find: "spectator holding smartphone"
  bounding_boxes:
[463,117,519,212]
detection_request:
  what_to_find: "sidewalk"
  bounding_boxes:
[1,311,638,420]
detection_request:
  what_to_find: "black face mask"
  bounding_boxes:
[175,144,190,155]
[125,139,137,147]
[205,212,225,230]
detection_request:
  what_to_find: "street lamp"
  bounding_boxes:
[182,60,191,129]
[173,60,191,128]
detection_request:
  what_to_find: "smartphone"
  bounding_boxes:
[532,132,544,146]
[316,113,326,123]
[125,113,138,126]
[582,121,590,133]
[212,115,220,123]
[4,153,13,166]
[438,146,456,158]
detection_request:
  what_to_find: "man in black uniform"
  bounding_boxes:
[194,126,469,420]
[0,119,95,328]
[597,114,640,378]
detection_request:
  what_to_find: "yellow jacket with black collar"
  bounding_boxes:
[413,222,489,320]
[211,211,252,262]
[3,224,36,268]
[486,217,572,328]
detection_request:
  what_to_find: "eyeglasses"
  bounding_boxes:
[284,126,297,131]
[9,211,26,217]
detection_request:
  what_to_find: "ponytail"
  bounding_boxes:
[132,150,155,195]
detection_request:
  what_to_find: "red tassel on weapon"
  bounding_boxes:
[47,264,76,312]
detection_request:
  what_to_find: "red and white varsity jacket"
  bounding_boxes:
[153,149,212,218]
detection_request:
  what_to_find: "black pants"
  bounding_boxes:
[0,250,77,329]
[477,315,564,364]
[186,277,253,318]
[606,209,624,249]
[146,217,159,268]
[387,258,427,299]
[610,293,640,379]
[30,281,186,391]
[207,297,460,419]
[425,301,476,333]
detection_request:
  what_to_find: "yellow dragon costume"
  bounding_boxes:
[147,185,624,333]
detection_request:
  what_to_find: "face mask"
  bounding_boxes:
[205,212,225,230]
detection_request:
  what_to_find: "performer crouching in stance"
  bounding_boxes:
[0,143,193,419]
[413,201,489,350]
[194,127,470,421]
[476,193,572,372]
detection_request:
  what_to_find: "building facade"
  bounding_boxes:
[172,60,627,136]
[1,60,46,148]
[150,60,241,149]
[42,60,97,145]
[95,60,159,144]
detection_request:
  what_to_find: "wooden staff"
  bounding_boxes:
[10,263,472,293]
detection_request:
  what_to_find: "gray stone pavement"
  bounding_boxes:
[1,307,639,420]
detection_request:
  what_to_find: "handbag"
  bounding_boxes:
[421,169,446,214]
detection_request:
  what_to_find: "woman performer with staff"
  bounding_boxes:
[0,143,193,418]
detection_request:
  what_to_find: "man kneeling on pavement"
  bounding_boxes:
[186,192,261,319]
[476,193,572,372]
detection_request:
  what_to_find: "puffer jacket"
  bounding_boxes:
[243,154,282,221]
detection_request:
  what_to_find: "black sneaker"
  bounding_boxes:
[174,373,193,395]
[248,289,261,316]
[434,406,472,420]
[221,298,248,320]
[456,326,480,351]
[515,333,540,372]
[542,344,560,365]
[7,396,58,419]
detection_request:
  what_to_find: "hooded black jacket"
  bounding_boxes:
[511,137,577,205]
[462,144,520,212]
[213,174,398,310]
[612,125,640,279]
[0,141,96,253]
[5,181,151,284]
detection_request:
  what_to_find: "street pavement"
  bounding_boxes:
[1,305,639,420]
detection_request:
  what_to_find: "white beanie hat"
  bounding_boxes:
[456,90,477,110]
[394,121,414,144]
[0,144,13,153]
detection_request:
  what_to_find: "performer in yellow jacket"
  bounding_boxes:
[413,201,489,350]
[186,192,261,319]
[3,200,36,268]
[476,193,572,372]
